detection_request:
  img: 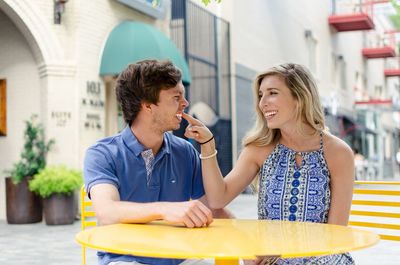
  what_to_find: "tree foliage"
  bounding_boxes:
[200,0,222,5]
[7,115,54,184]
[389,0,400,52]
[390,0,400,29]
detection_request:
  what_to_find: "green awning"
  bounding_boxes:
[100,21,191,85]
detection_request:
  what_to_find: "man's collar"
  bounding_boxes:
[121,126,171,156]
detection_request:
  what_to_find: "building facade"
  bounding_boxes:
[0,0,184,220]
[1,0,399,220]
[194,0,400,180]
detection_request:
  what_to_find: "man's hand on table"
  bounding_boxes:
[160,200,213,228]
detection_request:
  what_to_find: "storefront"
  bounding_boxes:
[0,0,190,220]
[99,20,191,135]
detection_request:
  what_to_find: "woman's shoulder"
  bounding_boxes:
[323,131,352,153]
[323,131,354,167]
[243,142,278,167]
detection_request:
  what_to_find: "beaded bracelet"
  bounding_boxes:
[199,135,214,145]
[199,149,218,160]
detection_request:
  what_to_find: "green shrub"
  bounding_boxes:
[7,115,54,184]
[29,166,83,198]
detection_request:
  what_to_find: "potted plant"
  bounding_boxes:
[29,165,83,225]
[5,115,54,224]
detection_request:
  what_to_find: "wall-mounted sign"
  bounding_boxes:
[82,81,104,107]
[87,81,101,95]
[82,98,104,107]
[84,113,102,130]
[83,80,104,130]
[0,80,6,136]
[116,0,168,19]
[51,111,71,127]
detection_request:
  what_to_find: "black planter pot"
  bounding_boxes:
[5,177,43,224]
[43,193,75,225]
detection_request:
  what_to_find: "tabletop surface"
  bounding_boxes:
[76,219,379,259]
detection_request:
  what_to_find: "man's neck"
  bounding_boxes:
[130,124,164,155]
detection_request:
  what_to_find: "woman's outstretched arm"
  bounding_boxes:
[182,113,265,208]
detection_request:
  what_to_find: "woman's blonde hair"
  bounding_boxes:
[243,63,326,148]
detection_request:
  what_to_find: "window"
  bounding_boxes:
[331,53,337,85]
[374,85,383,98]
[339,57,347,90]
[305,30,318,75]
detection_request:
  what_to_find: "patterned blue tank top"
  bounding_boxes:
[257,132,354,265]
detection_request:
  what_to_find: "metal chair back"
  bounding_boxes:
[80,185,96,265]
[350,181,400,241]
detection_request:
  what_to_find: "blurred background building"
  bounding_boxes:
[0,0,399,220]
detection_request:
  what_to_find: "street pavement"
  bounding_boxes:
[0,194,399,264]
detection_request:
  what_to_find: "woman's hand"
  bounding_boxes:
[182,113,213,144]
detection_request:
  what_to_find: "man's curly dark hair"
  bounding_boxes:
[115,60,182,125]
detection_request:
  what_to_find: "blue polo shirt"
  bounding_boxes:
[84,126,205,265]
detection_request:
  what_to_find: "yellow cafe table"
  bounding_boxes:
[75,219,379,265]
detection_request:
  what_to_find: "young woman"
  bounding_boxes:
[183,63,355,265]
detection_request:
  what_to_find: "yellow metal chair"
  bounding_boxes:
[81,185,97,265]
[350,181,400,241]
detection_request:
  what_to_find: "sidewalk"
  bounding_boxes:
[0,194,399,264]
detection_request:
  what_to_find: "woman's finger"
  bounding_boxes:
[184,130,197,139]
[182,112,203,126]
[189,125,207,133]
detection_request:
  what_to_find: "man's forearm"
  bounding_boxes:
[95,200,164,225]
[94,199,213,228]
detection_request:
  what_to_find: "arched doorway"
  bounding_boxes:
[0,0,63,220]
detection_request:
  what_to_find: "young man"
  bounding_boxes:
[84,60,220,265]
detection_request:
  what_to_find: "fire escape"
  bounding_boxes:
[329,1,397,100]
[328,1,398,179]
[362,31,396,59]
[384,30,400,77]
[328,0,379,31]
